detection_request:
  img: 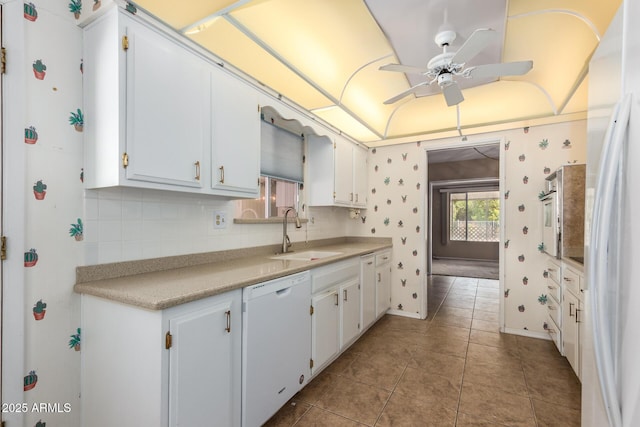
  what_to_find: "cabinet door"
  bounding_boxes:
[352,145,368,207]
[168,295,240,427]
[125,21,209,188]
[311,289,340,375]
[211,67,260,197]
[340,279,361,349]
[334,137,354,205]
[562,291,579,375]
[360,255,376,330]
[375,259,391,318]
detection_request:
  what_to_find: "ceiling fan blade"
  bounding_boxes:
[379,63,429,75]
[383,81,431,105]
[465,60,533,79]
[450,28,497,65]
[442,82,464,107]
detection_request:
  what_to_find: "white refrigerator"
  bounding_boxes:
[583,1,640,426]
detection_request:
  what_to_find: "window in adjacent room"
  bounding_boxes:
[449,190,500,242]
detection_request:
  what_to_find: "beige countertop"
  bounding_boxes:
[74,237,392,310]
[561,256,584,273]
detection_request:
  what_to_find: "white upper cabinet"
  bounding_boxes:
[83,8,260,198]
[352,145,368,207]
[210,66,260,197]
[334,137,354,205]
[307,134,368,208]
[84,9,210,191]
[124,18,209,189]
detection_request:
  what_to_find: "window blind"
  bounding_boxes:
[260,120,304,183]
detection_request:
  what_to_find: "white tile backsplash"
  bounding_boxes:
[85,188,350,264]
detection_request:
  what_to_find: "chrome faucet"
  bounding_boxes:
[282,207,302,253]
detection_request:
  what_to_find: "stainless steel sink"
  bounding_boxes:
[269,250,343,261]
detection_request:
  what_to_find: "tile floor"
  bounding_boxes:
[264,275,582,426]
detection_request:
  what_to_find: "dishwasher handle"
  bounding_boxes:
[275,286,292,297]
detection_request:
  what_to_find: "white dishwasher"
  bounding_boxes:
[242,271,311,427]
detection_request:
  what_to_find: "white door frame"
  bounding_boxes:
[422,137,506,331]
[1,1,27,424]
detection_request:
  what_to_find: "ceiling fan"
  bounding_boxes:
[380,25,533,107]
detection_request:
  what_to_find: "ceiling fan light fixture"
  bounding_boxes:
[437,72,453,87]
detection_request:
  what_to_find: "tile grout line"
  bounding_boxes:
[452,278,476,426]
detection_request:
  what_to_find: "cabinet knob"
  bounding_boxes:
[194,161,201,181]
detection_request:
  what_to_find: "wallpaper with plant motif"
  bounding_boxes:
[21,2,89,425]
[350,120,586,335]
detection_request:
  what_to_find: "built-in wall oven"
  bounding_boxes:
[540,165,586,259]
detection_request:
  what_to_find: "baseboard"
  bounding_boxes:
[503,327,551,340]
[385,309,424,319]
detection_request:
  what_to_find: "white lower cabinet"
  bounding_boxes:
[310,258,360,375]
[375,251,391,318]
[562,263,584,379]
[562,289,580,375]
[311,289,340,374]
[360,254,376,330]
[81,290,241,427]
[340,279,362,348]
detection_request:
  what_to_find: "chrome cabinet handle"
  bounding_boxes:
[343,289,348,302]
[569,302,575,317]
[225,310,231,333]
[219,166,225,183]
[576,308,581,323]
[194,161,201,181]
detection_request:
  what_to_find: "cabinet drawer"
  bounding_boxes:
[563,267,580,298]
[375,252,391,266]
[545,314,562,353]
[546,259,561,285]
[547,296,561,328]
[546,280,561,304]
[311,258,359,294]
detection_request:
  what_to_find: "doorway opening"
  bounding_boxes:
[424,141,504,329]
[426,143,501,278]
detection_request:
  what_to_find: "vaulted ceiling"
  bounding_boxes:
[131,0,621,145]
